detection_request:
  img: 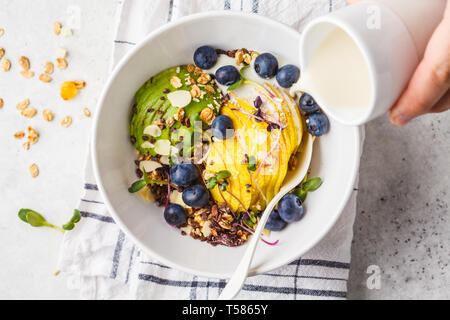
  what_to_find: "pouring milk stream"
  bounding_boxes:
[293,0,447,126]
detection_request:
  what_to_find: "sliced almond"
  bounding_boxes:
[18,56,30,70]
[20,70,34,78]
[53,22,62,35]
[1,58,11,71]
[74,80,86,89]
[83,108,91,118]
[21,107,37,118]
[139,160,162,173]
[159,156,171,165]
[29,164,39,178]
[0,48,4,60]
[56,58,68,69]
[16,99,30,110]
[60,26,72,37]
[143,124,161,137]
[42,109,54,121]
[43,61,54,74]
[56,47,67,59]
[141,141,155,149]
[14,131,25,139]
[61,115,72,127]
[39,73,52,82]
[167,90,191,108]
[154,139,171,156]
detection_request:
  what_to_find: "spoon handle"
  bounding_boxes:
[218,201,276,300]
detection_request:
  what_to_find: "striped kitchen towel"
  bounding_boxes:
[58,0,361,300]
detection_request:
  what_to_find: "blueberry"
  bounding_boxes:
[306,112,330,137]
[193,46,218,69]
[182,184,209,208]
[299,93,320,114]
[254,53,278,79]
[265,210,287,231]
[277,193,304,223]
[164,204,187,227]
[276,65,300,88]
[215,65,241,86]
[170,163,200,186]
[211,115,234,140]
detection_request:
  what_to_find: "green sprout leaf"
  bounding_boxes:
[293,188,308,202]
[227,79,243,92]
[207,177,218,189]
[247,155,257,171]
[71,209,81,223]
[25,211,48,227]
[128,179,147,193]
[18,209,65,233]
[216,170,231,181]
[18,208,29,223]
[62,221,75,231]
[227,65,251,92]
[302,177,323,192]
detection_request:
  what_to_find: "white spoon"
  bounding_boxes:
[218,133,315,300]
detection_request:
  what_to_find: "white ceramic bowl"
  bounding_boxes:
[92,12,360,278]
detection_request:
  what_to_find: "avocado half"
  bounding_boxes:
[130,66,222,155]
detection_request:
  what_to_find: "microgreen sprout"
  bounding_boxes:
[227,65,266,92]
[293,177,323,202]
[62,209,82,231]
[247,155,257,171]
[18,208,82,233]
[128,168,168,193]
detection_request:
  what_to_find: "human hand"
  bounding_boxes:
[347,0,450,126]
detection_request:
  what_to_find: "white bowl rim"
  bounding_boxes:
[91,11,361,279]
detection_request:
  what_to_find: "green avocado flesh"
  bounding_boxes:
[130,65,222,154]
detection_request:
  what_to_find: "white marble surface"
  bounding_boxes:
[1,0,449,300]
[0,0,116,299]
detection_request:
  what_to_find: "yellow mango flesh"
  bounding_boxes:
[205,85,303,213]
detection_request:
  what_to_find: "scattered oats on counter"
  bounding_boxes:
[74,80,86,89]
[29,163,39,178]
[0,97,3,108]
[0,28,4,37]
[16,98,30,110]
[14,131,24,139]
[21,106,37,118]
[0,48,4,59]
[83,108,91,118]
[61,115,72,128]
[43,61,54,74]
[42,109,54,121]
[18,56,30,70]
[39,73,52,83]
[27,126,39,145]
[53,22,62,35]
[1,58,11,71]
[56,58,68,69]
[20,70,34,78]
